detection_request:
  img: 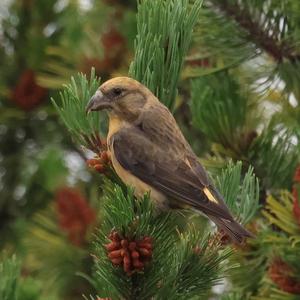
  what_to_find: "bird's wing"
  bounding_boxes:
[137,104,217,187]
[111,126,233,220]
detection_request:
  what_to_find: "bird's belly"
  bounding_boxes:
[109,150,169,210]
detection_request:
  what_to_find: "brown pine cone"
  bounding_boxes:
[105,231,153,275]
[87,150,111,174]
[269,258,300,294]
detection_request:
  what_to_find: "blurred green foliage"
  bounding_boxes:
[0,0,300,299]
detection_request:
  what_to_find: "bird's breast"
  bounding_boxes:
[107,116,168,210]
[107,115,124,141]
[110,150,168,209]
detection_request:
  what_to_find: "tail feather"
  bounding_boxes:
[208,215,254,244]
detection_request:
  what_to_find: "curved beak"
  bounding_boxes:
[85,90,111,114]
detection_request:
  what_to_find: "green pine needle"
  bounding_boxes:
[92,181,233,300]
[156,229,233,300]
[216,161,260,224]
[93,181,178,299]
[263,191,299,236]
[250,125,299,190]
[129,0,202,111]
[51,68,106,152]
[0,255,20,300]
[190,72,249,150]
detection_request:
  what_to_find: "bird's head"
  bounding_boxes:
[86,77,150,121]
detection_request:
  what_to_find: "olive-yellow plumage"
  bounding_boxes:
[86,77,253,243]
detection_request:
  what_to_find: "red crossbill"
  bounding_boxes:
[86,77,253,243]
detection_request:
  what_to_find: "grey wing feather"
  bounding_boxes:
[137,105,211,186]
[112,126,233,220]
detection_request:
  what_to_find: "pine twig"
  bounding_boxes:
[0,256,20,300]
[129,0,202,111]
[214,0,300,63]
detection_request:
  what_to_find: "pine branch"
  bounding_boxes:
[51,68,106,153]
[213,0,300,63]
[190,70,298,190]
[0,255,20,300]
[189,1,300,101]
[249,125,299,190]
[263,191,299,236]
[0,255,43,300]
[129,0,202,111]
[23,201,90,296]
[93,181,179,299]
[156,228,233,300]
[92,181,233,300]
[216,161,260,224]
[190,71,259,155]
[187,6,257,78]
[224,225,272,297]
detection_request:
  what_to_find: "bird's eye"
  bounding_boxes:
[112,88,122,97]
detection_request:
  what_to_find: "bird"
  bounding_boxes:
[85,77,253,243]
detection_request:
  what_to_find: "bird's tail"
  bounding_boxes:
[208,215,254,244]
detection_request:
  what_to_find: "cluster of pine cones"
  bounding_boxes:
[105,231,153,275]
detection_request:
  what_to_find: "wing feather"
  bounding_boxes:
[112,126,233,220]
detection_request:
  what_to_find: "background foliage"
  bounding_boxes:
[0,0,300,299]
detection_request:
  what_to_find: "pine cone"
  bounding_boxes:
[87,150,111,174]
[212,229,231,247]
[269,258,300,294]
[56,187,96,246]
[11,69,47,111]
[81,27,126,78]
[105,231,153,275]
[293,166,300,183]
[217,230,231,246]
